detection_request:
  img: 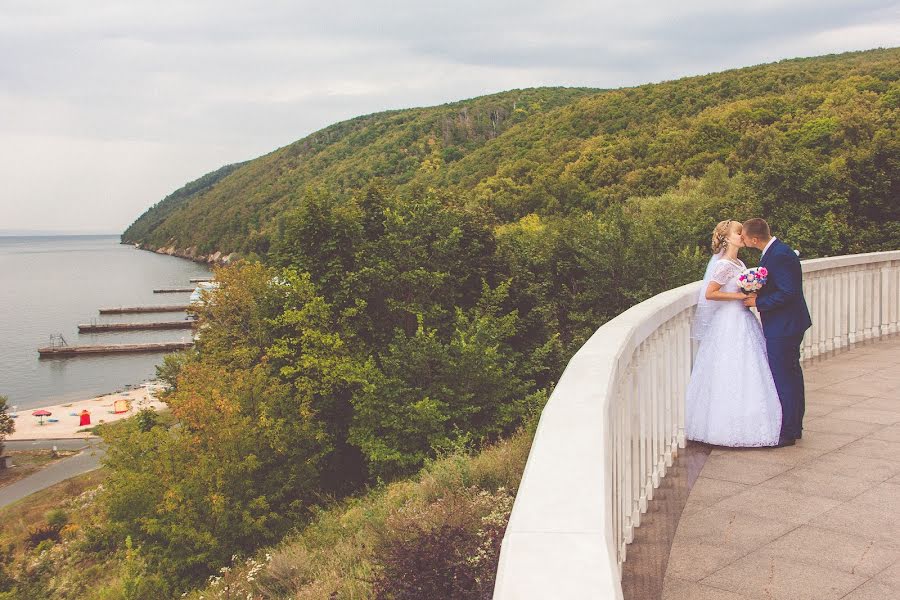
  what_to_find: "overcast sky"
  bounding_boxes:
[1,1,898,234]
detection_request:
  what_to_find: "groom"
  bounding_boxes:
[742,219,812,447]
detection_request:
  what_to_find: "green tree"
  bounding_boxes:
[0,396,14,459]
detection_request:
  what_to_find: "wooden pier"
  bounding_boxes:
[99,305,189,314]
[38,341,193,357]
[189,278,213,283]
[153,287,195,293]
[78,320,195,333]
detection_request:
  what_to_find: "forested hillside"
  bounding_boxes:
[4,48,895,600]
[124,48,899,258]
[122,87,598,254]
[122,162,246,246]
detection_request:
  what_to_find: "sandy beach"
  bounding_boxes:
[6,382,167,440]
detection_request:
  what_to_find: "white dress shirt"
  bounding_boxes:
[761,236,777,259]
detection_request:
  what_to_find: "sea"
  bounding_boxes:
[0,235,211,411]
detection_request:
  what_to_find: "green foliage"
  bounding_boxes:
[0,396,13,458]
[121,162,246,247]
[133,409,157,433]
[96,48,900,596]
[25,525,59,550]
[124,49,899,258]
[348,281,539,480]
[124,87,596,254]
[44,509,69,530]
[370,487,511,600]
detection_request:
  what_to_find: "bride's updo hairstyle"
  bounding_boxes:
[711,219,735,253]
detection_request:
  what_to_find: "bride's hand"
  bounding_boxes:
[743,293,757,307]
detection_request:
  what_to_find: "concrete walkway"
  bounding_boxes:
[663,336,900,600]
[0,443,104,509]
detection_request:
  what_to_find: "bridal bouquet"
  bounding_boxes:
[738,267,768,294]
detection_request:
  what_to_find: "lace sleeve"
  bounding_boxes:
[710,261,737,285]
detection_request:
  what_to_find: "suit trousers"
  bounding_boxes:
[765,334,806,440]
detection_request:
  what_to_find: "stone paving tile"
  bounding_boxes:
[698,454,795,486]
[870,423,900,442]
[826,407,900,425]
[840,437,900,462]
[709,486,841,525]
[800,449,900,482]
[823,375,899,398]
[852,397,900,412]
[662,577,754,600]
[751,525,900,577]
[680,476,749,516]
[794,430,859,452]
[840,580,898,599]
[663,540,749,582]
[673,506,797,552]
[841,352,900,366]
[700,552,866,600]
[801,367,871,387]
[862,365,900,378]
[809,499,900,543]
[727,445,827,467]
[803,403,837,418]
[757,466,875,501]
[805,389,869,406]
[852,481,900,513]
[803,416,885,437]
[873,558,900,589]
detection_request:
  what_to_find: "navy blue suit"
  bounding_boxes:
[756,239,812,441]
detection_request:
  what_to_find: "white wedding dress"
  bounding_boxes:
[685,257,782,447]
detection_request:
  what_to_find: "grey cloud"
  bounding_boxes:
[0,0,897,231]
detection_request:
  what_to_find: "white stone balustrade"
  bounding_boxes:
[492,250,900,600]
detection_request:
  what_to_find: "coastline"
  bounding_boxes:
[6,381,167,441]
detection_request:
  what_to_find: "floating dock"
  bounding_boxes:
[77,320,195,333]
[153,287,195,293]
[189,278,213,283]
[99,305,189,314]
[38,341,193,357]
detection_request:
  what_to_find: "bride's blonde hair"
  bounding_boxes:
[711,219,739,253]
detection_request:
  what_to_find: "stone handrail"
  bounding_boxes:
[492,250,900,599]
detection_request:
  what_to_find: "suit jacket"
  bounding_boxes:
[755,239,812,338]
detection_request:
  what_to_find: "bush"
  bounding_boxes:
[45,509,69,530]
[370,487,512,600]
[0,396,14,459]
[25,525,60,550]
[133,409,157,433]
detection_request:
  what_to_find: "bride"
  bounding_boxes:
[685,219,782,447]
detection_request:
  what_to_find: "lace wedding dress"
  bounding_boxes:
[686,257,782,447]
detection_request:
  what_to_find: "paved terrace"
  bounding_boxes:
[662,336,900,600]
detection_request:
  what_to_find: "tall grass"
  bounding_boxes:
[188,419,537,599]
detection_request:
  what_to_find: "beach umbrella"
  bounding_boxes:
[32,409,52,425]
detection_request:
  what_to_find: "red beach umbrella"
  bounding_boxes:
[32,409,52,425]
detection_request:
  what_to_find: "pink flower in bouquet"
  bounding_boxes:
[738,267,767,294]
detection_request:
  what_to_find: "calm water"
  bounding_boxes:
[0,235,210,410]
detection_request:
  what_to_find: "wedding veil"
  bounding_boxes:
[690,250,725,341]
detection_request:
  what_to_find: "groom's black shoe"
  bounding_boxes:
[775,437,796,447]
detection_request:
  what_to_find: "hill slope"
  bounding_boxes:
[123,47,899,258]
[122,87,598,255]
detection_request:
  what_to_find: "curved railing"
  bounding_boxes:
[493,250,900,599]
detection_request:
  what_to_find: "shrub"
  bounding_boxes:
[25,525,60,550]
[0,396,14,459]
[369,486,513,600]
[134,409,157,433]
[45,509,69,530]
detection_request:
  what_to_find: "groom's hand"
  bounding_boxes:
[743,294,757,307]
